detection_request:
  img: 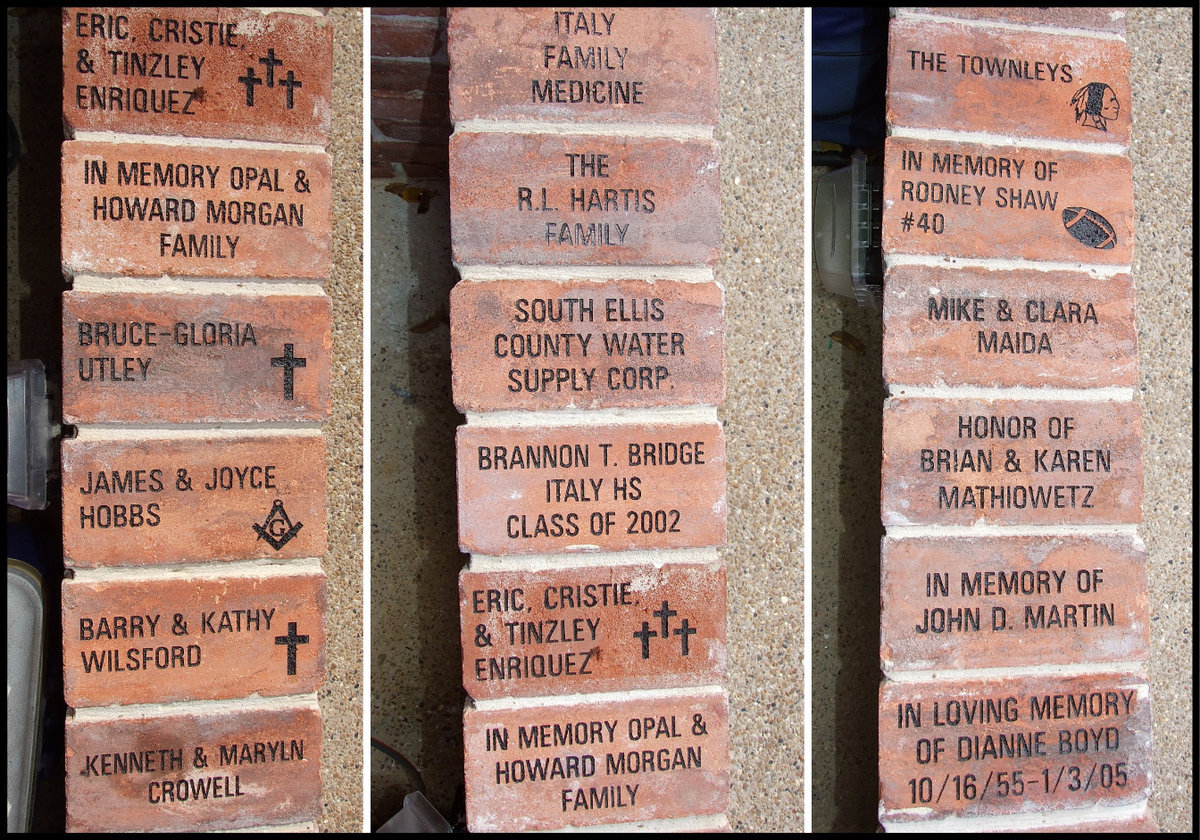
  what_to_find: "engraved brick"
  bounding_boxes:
[887,17,1132,145]
[63,8,332,145]
[62,141,332,280]
[878,674,1152,823]
[464,688,728,832]
[882,265,1137,389]
[62,290,331,424]
[451,278,725,412]
[457,421,726,555]
[65,700,321,832]
[881,534,1149,672]
[881,398,1142,526]
[448,8,718,126]
[461,559,725,699]
[62,432,326,567]
[900,8,1129,35]
[449,132,721,267]
[882,137,1133,265]
[64,567,325,706]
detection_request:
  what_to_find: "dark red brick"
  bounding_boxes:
[62,289,331,424]
[888,17,1132,145]
[66,701,321,832]
[62,432,327,567]
[879,673,1152,823]
[63,568,326,706]
[883,137,1133,265]
[460,559,725,699]
[448,8,718,126]
[63,8,332,144]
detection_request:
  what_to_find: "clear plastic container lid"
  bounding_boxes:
[7,360,52,510]
[814,152,883,310]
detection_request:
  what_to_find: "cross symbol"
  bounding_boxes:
[271,343,307,400]
[632,621,657,660]
[653,600,677,638]
[258,48,284,87]
[673,618,697,656]
[274,621,310,675]
[279,70,303,110]
[238,66,263,106]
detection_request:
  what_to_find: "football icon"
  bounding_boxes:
[1062,206,1117,249]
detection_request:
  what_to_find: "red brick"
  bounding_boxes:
[879,673,1152,823]
[371,58,449,98]
[448,8,718,127]
[62,290,331,424]
[62,141,332,280]
[63,8,332,145]
[371,139,448,172]
[449,132,721,267]
[63,568,325,706]
[62,432,327,567]
[900,8,1129,35]
[464,688,728,832]
[882,265,1137,389]
[887,18,1131,146]
[65,700,321,832]
[450,278,725,412]
[882,137,1133,265]
[881,397,1142,526]
[370,14,445,61]
[373,119,450,144]
[372,91,449,123]
[460,559,725,699]
[881,534,1149,671]
[457,420,726,555]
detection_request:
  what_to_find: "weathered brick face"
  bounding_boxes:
[449,132,722,267]
[881,534,1149,671]
[62,142,332,280]
[65,701,322,832]
[461,560,726,699]
[448,8,719,126]
[879,674,1153,822]
[882,265,1138,389]
[62,432,327,567]
[62,290,332,423]
[882,137,1134,265]
[457,421,726,555]
[451,277,725,412]
[463,689,729,832]
[887,18,1132,145]
[63,569,327,706]
[882,398,1142,527]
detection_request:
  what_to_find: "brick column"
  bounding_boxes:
[60,8,332,831]
[878,8,1153,831]
[444,8,729,831]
